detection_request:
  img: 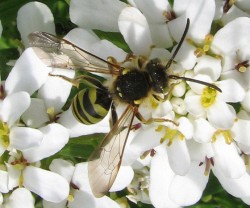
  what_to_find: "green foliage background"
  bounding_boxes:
[0,0,248,207]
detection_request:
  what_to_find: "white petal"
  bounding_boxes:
[149,147,178,208]
[188,74,213,94]
[0,170,9,193]
[217,79,245,103]
[49,159,75,183]
[21,98,50,128]
[133,0,171,23]
[177,117,193,139]
[193,118,215,143]
[91,39,127,62]
[7,164,21,190]
[38,68,75,113]
[207,101,236,129]
[23,166,69,203]
[149,23,173,48]
[232,119,250,146]
[110,166,134,192]
[43,199,67,208]
[187,140,215,161]
[213,135,246,178]
[169,161,209,206]
[95,196,120,208]
[0,92,30,126]
[5,48,51,95]
[68,190,95,208]
[64,28,100,51]
[242,90,250,112]
[70,0,127,32]
[171,41,197,69]
[17,2,55,47]
[129,126,161,156]
[7,188,34,208]
[57,107,110,138]
[9,127,43,150]
[184,95,205,116]
[212,17,250,55]
[118,7,153,55]
[72,162,91,193]
[171,81,186,98]
[23,124,69,162]
[171,0,215,42]
[194,55,222,81]
[166,139,191,175]
[213,167,250,198]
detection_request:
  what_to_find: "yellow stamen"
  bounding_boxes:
[201,87,217,108]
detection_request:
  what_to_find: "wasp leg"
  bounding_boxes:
[49,73,105,89]
[109,103,118,128]
[153,82,179,102]
[136,111,179,126]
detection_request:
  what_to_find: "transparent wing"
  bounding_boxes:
[28,31,121,75]
[88,105,137,197]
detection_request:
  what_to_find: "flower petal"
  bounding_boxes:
[23,124,69,162]
[38,68,75,113]
[193,118,215,143]
[213,135,246,178]
[212,17,250,55]
[110,166,134,192]
[5,48,51,95]
[171,0,215,42]
[0,170,9,193]
[9,127,43,150]
[232,119,250,146]
[118,7,153,55]
[17,2,55,47]
[169,161,208,206]
[207,101,236,129]
[23,166,69,203]
[21,98,50,128]
[217,79,245,103]
[0,92,30,126]
[70,0,127,32]
[7,188,34,208]
[68,190,95,208]
[149,146,178,208]
[49,159,75,183]
[166,139,190,175]
[213,167,250,198]
[184,95,205,117]
[194,55,222,81]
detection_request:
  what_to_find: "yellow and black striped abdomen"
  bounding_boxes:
[72,88,112,125]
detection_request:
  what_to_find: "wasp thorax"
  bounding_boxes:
[113,69,150,104]
[146,59,168,93]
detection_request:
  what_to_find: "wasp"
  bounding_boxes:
[28,19,221,198]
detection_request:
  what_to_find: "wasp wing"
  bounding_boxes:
[88,105,137,197]
[28,31,121,75]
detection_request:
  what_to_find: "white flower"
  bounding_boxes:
[185,73,245,129]
[3,188,35,208]
[214,0,250,24]
[43,159,129,208]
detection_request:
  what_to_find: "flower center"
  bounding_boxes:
[192,34,213,57]
[212,130,233,144]
[0,120,10,148]
[200,87,217,108]
[155,125,184,146]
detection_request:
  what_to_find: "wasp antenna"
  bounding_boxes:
[165,18,190,70]
[169,75,222,92]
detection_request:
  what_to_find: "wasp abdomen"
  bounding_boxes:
[72,88,112,125]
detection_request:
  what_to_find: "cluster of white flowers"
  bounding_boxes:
[1,0,250,207]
